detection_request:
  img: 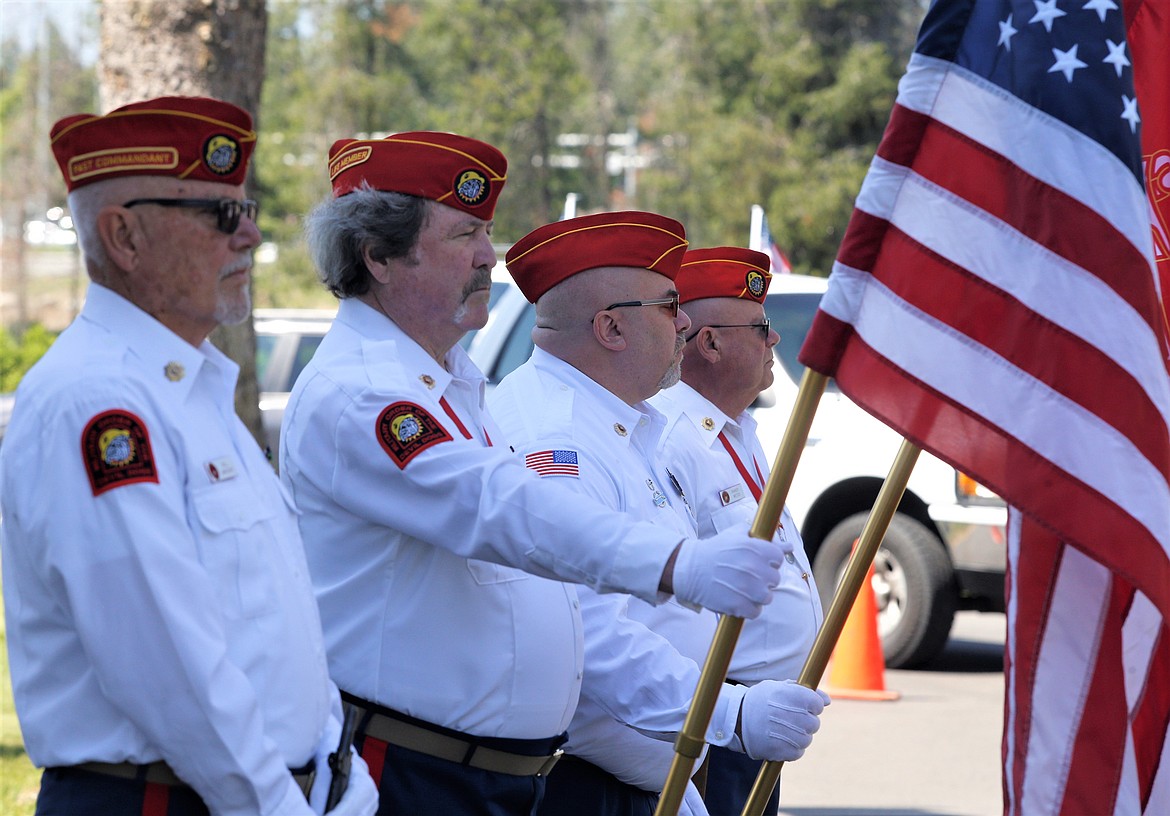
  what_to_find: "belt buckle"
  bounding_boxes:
[536,748,563,777]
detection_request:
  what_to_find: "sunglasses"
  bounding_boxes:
[596,294,681,320]
[123,197,259,234]
[684,318,771,343]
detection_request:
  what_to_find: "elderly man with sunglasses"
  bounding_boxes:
[0,97,378,816]
[490,215,830,816]
[650,247,824,815]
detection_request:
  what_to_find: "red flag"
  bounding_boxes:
[797,1,1170,812]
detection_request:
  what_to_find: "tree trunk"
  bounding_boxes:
[98,0,268,449]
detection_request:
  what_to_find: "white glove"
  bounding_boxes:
[738,680,830,762]
[320,751,378,816]
[679,779,711,816]
[308,713,378,816]
[308,713,341,814]
[671,528,785,618]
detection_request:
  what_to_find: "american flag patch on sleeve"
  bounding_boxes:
[524,449,580,477]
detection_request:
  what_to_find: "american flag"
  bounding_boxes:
[524,449,580,478]
[797,0,1170,813]
[749,204,794,275]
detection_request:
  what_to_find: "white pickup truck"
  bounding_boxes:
[468,271,1007,668]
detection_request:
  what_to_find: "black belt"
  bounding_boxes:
[73,759,316,798]
[345,696,562,777]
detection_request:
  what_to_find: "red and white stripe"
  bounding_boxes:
[800,51,1170,814]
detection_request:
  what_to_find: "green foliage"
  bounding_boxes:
[247,0,923,285]
[0,324,57,392]
[0,19,97,220]
[2,606,40,816]
[626,0,915,274]
[2,1,924,309]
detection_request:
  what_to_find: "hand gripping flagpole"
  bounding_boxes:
[737,437,922,816]
[654,368,828,816]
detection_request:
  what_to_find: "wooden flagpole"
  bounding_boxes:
[738,438,922,816]
[654,369,827,816]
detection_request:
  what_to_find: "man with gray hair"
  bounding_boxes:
[281,131,790,815]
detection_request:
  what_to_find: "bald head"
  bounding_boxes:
[532,266,690,405]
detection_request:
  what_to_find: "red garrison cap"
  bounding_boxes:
[327,131,507,219]
[676,247,772,305]
[50,96,255,192]
[505,211,688,303]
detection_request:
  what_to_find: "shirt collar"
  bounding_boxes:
[81,283,238,402]
[530,346,666,447]
[335,297,486,399]
[658,381,759,449]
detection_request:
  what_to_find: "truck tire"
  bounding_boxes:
[813,511,958,669]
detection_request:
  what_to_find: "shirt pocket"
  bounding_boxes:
[191,483,281,619]
[708,500,754,535]
[465,557,530,585]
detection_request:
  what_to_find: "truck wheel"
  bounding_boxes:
[813,511,958,669]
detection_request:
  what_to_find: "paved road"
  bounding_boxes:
[774,611,1007,816]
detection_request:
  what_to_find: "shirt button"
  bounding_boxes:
[715,730,725,740]
[785,553,796,564]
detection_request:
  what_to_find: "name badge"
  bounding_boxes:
[719,484,746,506]
[205,457,239,483]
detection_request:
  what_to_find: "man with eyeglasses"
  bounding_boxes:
[281,135,794,816]
[0,96,378,816]
[491,215,830,816]
[650,247,824,815]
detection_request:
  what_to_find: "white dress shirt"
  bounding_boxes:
[651,381,823,683]
[0,284,331,816]
[279,299,685,740]
[491,348,736,792]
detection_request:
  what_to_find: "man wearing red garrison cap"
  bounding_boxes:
[651,247,825,815]
[0,96,378,816]
[282,136,794,816]
[491,217,830,816]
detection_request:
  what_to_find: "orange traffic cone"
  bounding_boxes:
[825,558,900,701]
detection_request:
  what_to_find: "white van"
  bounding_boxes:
[467,272,1007,668]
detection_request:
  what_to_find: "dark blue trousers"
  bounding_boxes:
[360,731,563,816]
[36,767,210,816]
[703,744,781,816]
[536,755,657,816]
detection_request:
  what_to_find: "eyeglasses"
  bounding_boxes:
[684,318,771,343]
[122,198,259,234]
[596,294,680,320]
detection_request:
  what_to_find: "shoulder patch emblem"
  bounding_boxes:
[81,410,159,496]
[376,401,453,469]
